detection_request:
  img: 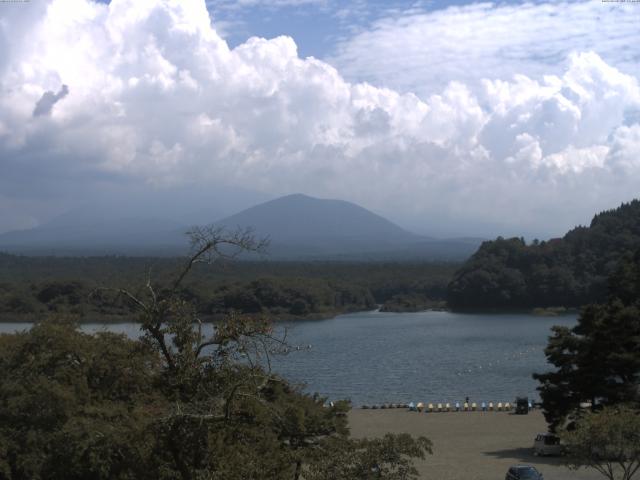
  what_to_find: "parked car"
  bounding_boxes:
[505,465,544,479]
[533,433,563,456]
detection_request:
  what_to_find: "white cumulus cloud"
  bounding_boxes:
[0,0,639,237]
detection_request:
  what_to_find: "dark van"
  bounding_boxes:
[515,396,529,414]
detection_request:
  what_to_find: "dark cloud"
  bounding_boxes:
[33,84,69,117]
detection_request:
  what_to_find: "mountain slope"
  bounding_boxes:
[447,200,640,309]
[0,186,270,255]
[217,193,423,252]
[0,193,481,259]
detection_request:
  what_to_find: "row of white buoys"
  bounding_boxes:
[270,344,312,354]
[454,346,541,376]
[361,400,536,411]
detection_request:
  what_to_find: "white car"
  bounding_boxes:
[533,433,563,456]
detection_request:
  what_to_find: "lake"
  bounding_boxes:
[0,310,575,406]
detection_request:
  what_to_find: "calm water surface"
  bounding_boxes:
[0,310,575,406]
[273,310,576,405]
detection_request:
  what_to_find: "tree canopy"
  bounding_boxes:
[561,405,640,480]
[448,200,640,309]
[533,250,640,431]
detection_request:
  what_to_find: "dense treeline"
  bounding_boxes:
[0,254,457,321]
[447,200,640,309]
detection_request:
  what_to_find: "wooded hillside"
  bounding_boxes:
[448,200,640,309]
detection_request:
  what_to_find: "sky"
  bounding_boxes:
[0,0,639,238]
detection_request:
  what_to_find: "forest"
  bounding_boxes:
[447,200,640,309]
[0,253,456,322]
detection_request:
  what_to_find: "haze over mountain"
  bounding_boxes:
[0,185,270,255]
[0,193,482,260]
[218,194,420,245]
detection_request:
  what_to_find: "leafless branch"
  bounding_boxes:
[171,225,269,292]
[92,286,149,312]
[146,266,157,305]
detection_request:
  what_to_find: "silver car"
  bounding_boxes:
[533,433,563,456]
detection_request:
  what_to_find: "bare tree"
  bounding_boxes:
[97,227,281,403]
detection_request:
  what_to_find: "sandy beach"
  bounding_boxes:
[349,409,602,480]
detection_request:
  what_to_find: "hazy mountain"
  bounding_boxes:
[218,194,422,245]
[0,186,271,255]
[0,217,188,256]
[216,194,480,259]
[0,193,481,259]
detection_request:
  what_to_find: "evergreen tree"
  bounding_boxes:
[534,251,640,431]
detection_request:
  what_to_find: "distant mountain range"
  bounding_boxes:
[0,217,186,256]
[0,193,482,260]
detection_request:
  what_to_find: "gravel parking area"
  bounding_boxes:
[348,409,602,480]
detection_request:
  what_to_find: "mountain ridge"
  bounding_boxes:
[216,193,427,247]
[0,193,480,260]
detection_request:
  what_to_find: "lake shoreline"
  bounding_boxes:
[0,305,579,324]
